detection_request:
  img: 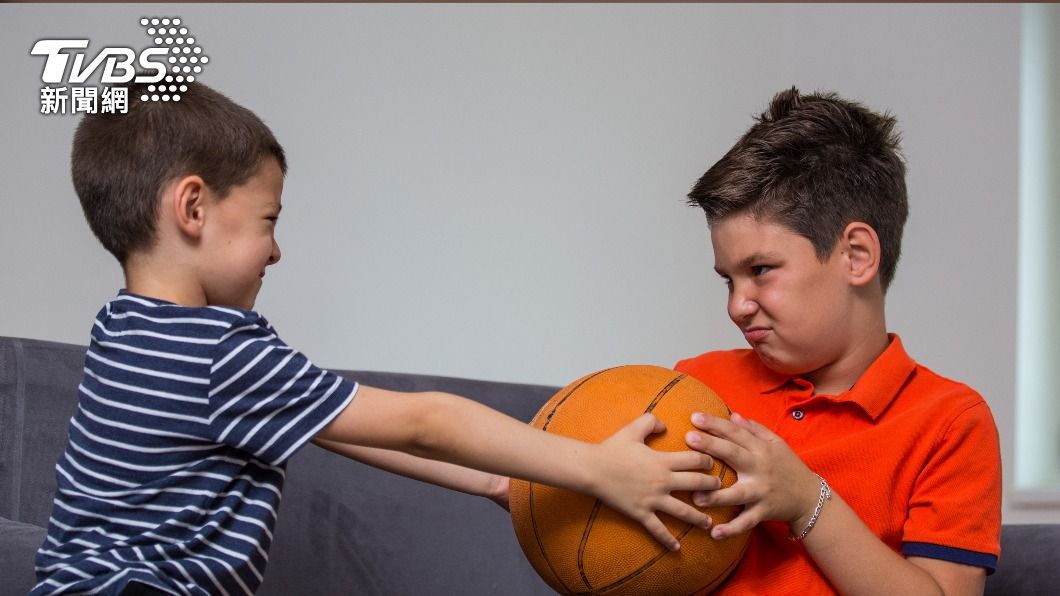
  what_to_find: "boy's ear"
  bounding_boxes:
[841,221,881,288]
[170,175,208,238]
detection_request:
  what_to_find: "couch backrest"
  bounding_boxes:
[5,335,1060,595]
[0,335,558,595]
[0,336,86,526]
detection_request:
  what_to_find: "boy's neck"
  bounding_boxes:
[809,334,890,396]
[804,314,890,397]
[123,254,207,308]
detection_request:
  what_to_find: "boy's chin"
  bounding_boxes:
[753,347,807,376]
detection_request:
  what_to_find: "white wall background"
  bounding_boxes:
[2,4,1050,523]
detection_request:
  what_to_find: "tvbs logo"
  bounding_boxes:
[31,17,207,114]
[31,39,166,84]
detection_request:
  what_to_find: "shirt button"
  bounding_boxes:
[792,409,805,421]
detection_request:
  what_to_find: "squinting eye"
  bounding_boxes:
[751,265,772,276]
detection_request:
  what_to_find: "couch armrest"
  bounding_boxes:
[985,523,1060,595]
[0,515,46,595]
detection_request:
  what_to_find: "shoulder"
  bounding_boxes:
[905,360,992,418]
[96,292,282,356]
[111,292,272,331]
[892,359,999,460]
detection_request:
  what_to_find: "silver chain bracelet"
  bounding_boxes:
[790,474,831,541]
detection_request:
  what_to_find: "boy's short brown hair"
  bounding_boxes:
[71,82,287,265]
[688,87,908,291]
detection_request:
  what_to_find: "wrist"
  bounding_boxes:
[789,474,831,541]
[576,442,607,498]
[485,473,510,510]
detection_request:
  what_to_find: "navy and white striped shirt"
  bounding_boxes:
[32,292,358,595]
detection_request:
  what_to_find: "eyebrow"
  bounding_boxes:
[714,251,783,276]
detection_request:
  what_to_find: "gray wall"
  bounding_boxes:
[1,4,1050,523]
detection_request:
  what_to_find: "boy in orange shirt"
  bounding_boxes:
[679,88,1001,595]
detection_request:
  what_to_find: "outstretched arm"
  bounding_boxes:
[316,385,720,551]
[687,413,986,596]
[313,438,510,509]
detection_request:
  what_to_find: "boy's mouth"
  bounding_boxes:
[743,327,770,343]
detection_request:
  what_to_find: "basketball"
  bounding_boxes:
[509,365,748,595]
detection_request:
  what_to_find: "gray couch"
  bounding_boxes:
[2,335,1057,595]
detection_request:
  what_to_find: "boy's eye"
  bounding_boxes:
[751,265,772,277]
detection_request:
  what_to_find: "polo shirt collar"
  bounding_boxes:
[756,334,915,420]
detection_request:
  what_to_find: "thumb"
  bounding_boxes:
[622,412,665,442]
[732,411,775,441]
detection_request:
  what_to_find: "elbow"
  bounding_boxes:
[401,391,453,459]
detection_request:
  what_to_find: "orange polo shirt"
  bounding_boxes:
[675,335,1001,595]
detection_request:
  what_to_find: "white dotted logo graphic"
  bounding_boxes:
[139,17,208,102]
[31,16,211,115]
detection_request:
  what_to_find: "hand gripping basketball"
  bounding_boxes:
[510,365,750,595]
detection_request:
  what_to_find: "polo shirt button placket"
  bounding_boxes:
[792,409,805,421]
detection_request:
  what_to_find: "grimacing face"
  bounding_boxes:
[711,214,856,383]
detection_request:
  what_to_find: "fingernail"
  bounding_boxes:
[711,527,725,540]
[702,516,713,530]
[692,412,706,425]
[671,541,681,552]
[685,431,701,445]
[693,492,707,507]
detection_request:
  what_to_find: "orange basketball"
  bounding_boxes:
[509,365,748,595]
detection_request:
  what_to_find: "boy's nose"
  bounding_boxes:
[269,240,282,265]
[728,289,758,322]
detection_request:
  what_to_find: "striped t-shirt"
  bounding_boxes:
[32,291,358,596]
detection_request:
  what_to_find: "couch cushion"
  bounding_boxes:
[0,515,47,595]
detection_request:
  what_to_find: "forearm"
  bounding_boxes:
[312,437,507,501]
[407,392,600,492]
[799,490,963,596]
[685,413,984,595]
[318,388,599,494]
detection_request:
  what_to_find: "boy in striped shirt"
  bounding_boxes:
[33,82,717,596]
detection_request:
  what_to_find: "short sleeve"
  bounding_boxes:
[207,315,357,466]
[902,400,1002,570]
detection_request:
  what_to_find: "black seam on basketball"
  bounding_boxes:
[576,499,606,591]
[589,524,699,594]
[528,482,575,594]
[576,371,693,594]
[531,367,619,594]
[685,531,751,595]
[717,463,732,485]
[645,373,685,413]
[541,367,618,431]
[574,506,697,595]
